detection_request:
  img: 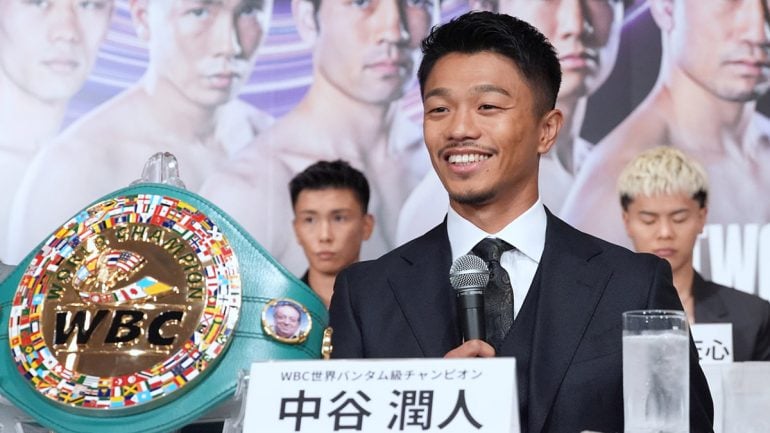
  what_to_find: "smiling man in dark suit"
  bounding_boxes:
[328,11,714,433]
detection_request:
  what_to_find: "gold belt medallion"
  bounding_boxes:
[8,194,241,410]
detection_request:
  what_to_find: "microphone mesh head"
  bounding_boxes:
[449,254,490,290]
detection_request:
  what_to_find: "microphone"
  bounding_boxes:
[449,254,489,342]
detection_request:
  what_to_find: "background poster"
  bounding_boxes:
[1,0,768,302]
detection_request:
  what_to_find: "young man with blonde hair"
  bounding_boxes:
[619,146,770,361]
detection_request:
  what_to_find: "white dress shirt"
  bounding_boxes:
[446,200,547,319]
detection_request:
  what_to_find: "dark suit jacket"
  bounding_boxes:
[329,211,714,433]
[330,212,713,433]
[693,272,770,361]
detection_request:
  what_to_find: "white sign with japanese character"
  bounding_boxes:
[692,323,734,364]
[243,358,520,433]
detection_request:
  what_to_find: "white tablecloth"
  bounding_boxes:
[703,362,770,433]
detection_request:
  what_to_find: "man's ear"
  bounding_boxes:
[537,108,563,155]
[129,0,151,41]
[362,214,374,241]
[649,0,675,32]
[468,0,498,12]
[292,0,319,44]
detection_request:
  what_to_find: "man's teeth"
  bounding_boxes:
[448,154,489,164]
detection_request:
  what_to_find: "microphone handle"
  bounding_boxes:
[457,288,485,341]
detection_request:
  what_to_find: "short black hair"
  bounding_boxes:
[289,160,370,213]
[417,11,561,115]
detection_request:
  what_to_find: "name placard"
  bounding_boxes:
[244,358,519,433]
[692,323,734,364]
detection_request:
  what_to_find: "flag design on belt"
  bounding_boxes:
[73,249,147,293]
[79,276,177,305]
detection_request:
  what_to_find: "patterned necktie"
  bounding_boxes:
[472,237,514,350]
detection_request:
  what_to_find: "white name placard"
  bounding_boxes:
[692,323,733,364]
[243,357,519,433]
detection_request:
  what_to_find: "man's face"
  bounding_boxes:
[273,305,301,338]
[422,51,558,207]
[668,0,770,102]
[139,0,271,108]
[0,0,113,103]
[484,0,623,101]
[623,193,707,276]
[312,0,431,104]
[293,188,373,277]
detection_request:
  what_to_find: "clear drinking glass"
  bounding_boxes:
[623,310,689,433]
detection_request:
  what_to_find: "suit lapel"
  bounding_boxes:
[693,272,728,322]
[388,222,461,357]
[384,212,617,430]
[528,212,612,433]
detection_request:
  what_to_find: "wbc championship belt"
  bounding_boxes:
[0,184,327,433]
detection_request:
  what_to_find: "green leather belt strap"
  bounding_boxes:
[0,184,327,433]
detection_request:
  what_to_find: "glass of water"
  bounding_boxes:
[623,310,689,433]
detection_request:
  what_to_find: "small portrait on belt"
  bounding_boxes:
[262,298,312,344]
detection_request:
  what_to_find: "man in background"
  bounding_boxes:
[619,146,770,361]
[290,160,373,308]
[246,0,433,273]
[7,0,278,264]
[0,0,113,263]
[396,0,628,244]
[329,12,713,432]
[563,0,770,248]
